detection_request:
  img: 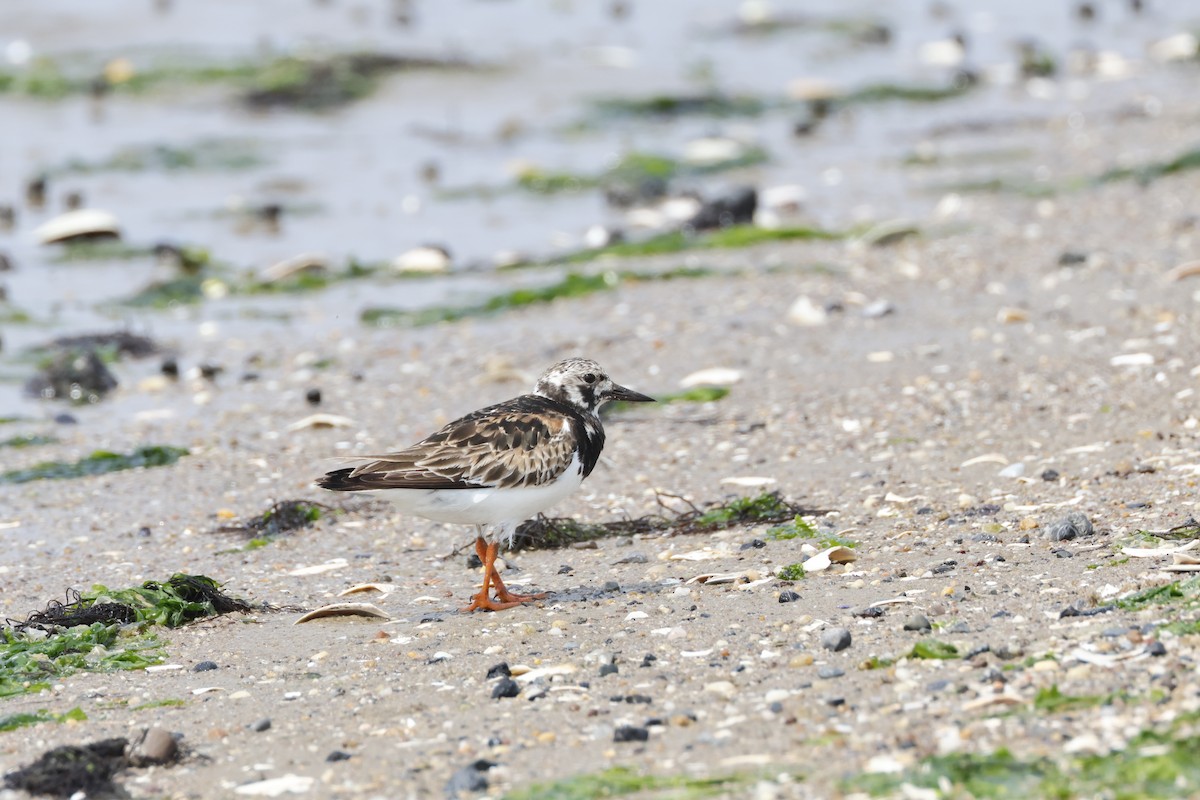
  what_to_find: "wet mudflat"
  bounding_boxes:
[4,2,1200,799]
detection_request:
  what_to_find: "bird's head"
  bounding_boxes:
[534,357,654,414]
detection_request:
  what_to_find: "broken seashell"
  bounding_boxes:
[288,558,348,576]
[1164,260,1200,282]
[961,453,1008,467]
[295,602,390,624]
[1110,353,1154,367]
[286,413,356,432]
[680,648,714,658]
[868,596,918,608]
[720,476,776,488]
[996,307,1029,324]
[1123,541,1199,558]
[679,367,742,388]
[338,583,398,596]
[34,209,121,244]
[803,546,857,573]
[392,245,451,274]
[192,686,223,695]
[234,774,316,797]
[788,295,828,327]
[686,572,745,585]
[513,664,576,683]
[259,253,329,283]
[1068,646,1150,667]
[668,549,718,561]
[859,219,919,248]
[962,692,1025,711]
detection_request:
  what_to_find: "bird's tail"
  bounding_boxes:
[316,467,370,492]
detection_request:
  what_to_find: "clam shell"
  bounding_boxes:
[259,252,328,283]
[803,546,857,573]
[294,602,391,624]
[34,209,121,244]
[288,558,348,576]
[286,413,356,432]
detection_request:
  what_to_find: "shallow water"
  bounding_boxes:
[0,0,1198,417]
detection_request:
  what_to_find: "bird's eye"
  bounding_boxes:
[582,373,597,384]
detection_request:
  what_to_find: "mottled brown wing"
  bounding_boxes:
[345,400,578,490]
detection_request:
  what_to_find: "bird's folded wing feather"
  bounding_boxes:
[347,406,577,490]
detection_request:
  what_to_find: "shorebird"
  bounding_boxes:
[318,357,654,611]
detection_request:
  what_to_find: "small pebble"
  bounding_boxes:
[740,539,766,550]
[825,696,846,707]
[160,357,180,378]
[492,678,520,699]
[1041,468,1060,481]
[486,662,511,679]
[903,614,932,632]
[820,627,852,652]
[601,580,621,593]
[778,590,801,604]
[557,564,573,574]
[305,388,322,405]
[250,718,271,732]
[1053,548,1074,558]
[599,663,619,677]
[326,750,352,762]
[817,666,845,679]
[613,725,649,742]
[640,654,657,668]
[445,760,494,797]
[127,727,178,767]
[614,553,647,564]
[1148,641,1167,657]
[192,660,218,672]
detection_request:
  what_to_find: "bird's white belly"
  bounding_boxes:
[369,454,586,531]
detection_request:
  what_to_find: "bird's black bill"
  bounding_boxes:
[607,384,655,403]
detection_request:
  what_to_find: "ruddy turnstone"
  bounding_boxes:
[318,357,654,612]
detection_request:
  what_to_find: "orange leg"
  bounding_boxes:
[461,538,547,612]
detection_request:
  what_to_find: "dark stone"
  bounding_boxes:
[740,538,766,550]
[249,718,271,732]
[54,413,78,425]
[971,533,1000,543]
[198,363,223,381]
[817,666,844,679]
[1148,641,1167,657]
[25,349,118,403]
[601,580,621,593]
[932,562,955,574]
[640,653,657,667]
[927,679,950,692]
[325,750,352,762]
[466,553,483,569]
[192,660,219,672]
[960,642,988,662]
[557,564,573,574]
[825,696,846,707]
[445,760,493,797]
[1058,250,1088,265]
[137,526,152,537]
[1046,512,1093,541]
[853,606,885,618]
[614,553,647,564]
[1041,469,1060,481]
[778,590,801,604]
[305,388,322,405]
[687,186,757,231]
[613,725,650,742]
[599,663,619,677]
[491,678,520,699]
[485,662,511,679]
[1053,548,1074,558]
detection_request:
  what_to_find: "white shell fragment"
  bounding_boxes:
[234,774,316,797]
[1123,541,1198,558]
[34,209,121,244]
[962,692,1025,712]
[686,572,746,585]
[1164,260,1200,282]
[1069,646,1150,668]
[1110,353,1154,367]
[719,476,776,488]
[512,664,576,683]
[787,295,828,327]
[295,602,391,624]
[259,253,329,283]
[337,583,398,597]
[288,559,348,576]
[679,367,742,388]
[286,413,356,432]
[803,546,857,573]
[961,453,1008,467]
[392,245,451,273]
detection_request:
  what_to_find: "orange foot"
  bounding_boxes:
[461,591,526,613]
